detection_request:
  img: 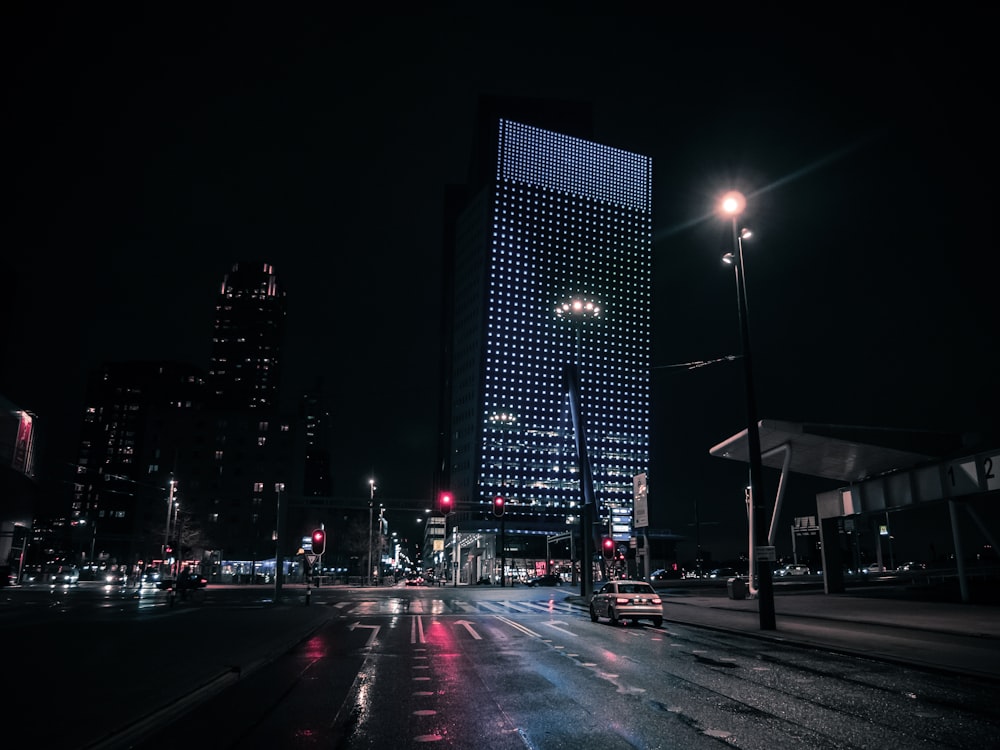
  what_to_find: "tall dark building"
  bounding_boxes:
[71,361,207,567]
[209,262,287,413]
[60,261,298,577]
[299,382,333,498]
[443,99,653,557]
[0,393,38,582]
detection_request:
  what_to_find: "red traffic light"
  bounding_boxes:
[439,491,454,514]
[602,538,614,560]
[493,495,505,518]
[311,529,326,556]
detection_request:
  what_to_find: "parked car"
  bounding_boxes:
[776,564,810,576]
[525,573,561,587]
[156,575,207,591]
[815,566,857,576]
[649,567,683,581]
[707,567,739,579]
[590,580,663,627]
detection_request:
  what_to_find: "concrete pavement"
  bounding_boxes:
[567,583,1000,682]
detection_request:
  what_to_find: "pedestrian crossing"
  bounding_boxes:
[327,598,582,615]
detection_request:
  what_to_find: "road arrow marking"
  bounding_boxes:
[348,622,380,647]
[454,620,482,639]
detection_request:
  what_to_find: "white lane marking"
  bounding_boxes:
[410,614,426,643]
[541,620,578,637]
[492,615,541,637]
[519,601,577,613]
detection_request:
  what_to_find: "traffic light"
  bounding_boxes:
[493,495,505,518]
[438,491,454,515]
[602,537,614,560]
[311,529,326,556]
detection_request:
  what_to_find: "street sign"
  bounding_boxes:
[632,473,649,528]
[755,545,776,562]
[305,554,317,565]
[985,453,999,491]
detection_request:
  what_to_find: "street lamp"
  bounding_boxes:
[720,190,776,630]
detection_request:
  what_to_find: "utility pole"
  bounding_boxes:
[367,478,375,586]
[164,478,176,560]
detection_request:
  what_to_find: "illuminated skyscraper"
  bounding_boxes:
[444,106,653,544]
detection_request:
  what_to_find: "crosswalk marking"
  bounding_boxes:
[330,599,581,615]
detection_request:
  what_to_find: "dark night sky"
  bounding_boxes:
[6,7,998,562]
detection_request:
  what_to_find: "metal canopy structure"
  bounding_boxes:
[709,419,1000,603]
[709,419,956,484]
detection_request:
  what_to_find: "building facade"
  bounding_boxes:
[0,394,37,584]
[444,108,654,566]
[70,361,207,570]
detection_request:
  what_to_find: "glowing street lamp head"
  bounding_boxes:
[720,190,746,217]
[554,296,602,321]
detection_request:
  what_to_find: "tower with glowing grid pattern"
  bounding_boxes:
[447,117,652,541]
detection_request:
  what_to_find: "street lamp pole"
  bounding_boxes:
[556,296,601,600]
[368,478,375,587]
[164,478,176,564]
[376,505,385,584]
[721,190,776,630]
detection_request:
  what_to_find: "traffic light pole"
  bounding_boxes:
[274,485,285,602]
[493,495,506,586]
[500,516,506,587]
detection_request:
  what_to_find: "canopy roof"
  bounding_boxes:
[709,419,961,483]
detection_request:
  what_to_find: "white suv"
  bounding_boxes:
[589,580,663,627]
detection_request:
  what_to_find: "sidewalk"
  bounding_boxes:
[570,585,1000,682]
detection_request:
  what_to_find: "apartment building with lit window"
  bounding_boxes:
[209,261,287,412]
[65,262,302,573]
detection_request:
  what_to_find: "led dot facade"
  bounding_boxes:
[449,119,652,536]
